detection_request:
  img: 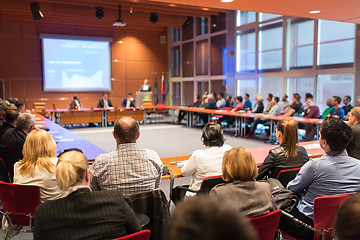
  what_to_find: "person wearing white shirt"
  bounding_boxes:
[121,93,136,108]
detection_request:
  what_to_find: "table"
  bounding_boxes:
[160,140,324,180]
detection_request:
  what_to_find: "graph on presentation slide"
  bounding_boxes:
[62,70,103,88]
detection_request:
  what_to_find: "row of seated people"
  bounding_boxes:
[70,93,137,110]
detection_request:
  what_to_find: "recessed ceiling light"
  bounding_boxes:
[309,10,321,14]
[221,0,234,2]
[202,8,209,11]
[169,4,176,7]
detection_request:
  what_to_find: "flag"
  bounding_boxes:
[154,73,158,105]
[165,73,170,105]
[161,73,165,104]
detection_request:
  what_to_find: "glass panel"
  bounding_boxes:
[182,42,194,77]
[237,29,256,72]
[183,81,194,105]
[170,27,180,42]
[287,77,314,101]
[211,79,226,95]
[317,20,355,66]
[287,19,314,69]
[258,77,282,99]
[196,17,208,36]
[171,46,180,77]
[196,40,209,75]
[259,22,283,71]
[182,17,194,41]
[316,74,354,113]
[211,34,226,75]
[237,79,257,104]
[259,13,281,22]
[211,13,226,33]
[172,82,181,106]
[197,81,209,96]
[236,11,256,26]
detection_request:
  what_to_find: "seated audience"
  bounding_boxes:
[121,93,135,108]
[256,120,309,180]
[224,95,232,108]
[90,116,163,194]
[14,101,26,113]
[177,95,201,124]
[333,193,360,240]
[167,197,257,240]
[216,93,226,109]
[230,95,238,109]
[200,91,209,107]
[303,95,320,141]
[329,96,345,119]
[0,105,19,139]
[14,129,67,202]
[181,122,231,196]
[0,113,36,181]
[250,95,264,113]
[342,95,353,119]
[97,93,113,108]
[210,147,276,218]
[283,93,303,117]
[70,95,81,110]
[280,94,291,115]
[263,93,274,114]
[347,107,360,160]
[243,93,252,110]
[321,98,334,118]
[34,151,141,240]
[283,117,360,239]
[199,94,217,124]
[230,96,243,112]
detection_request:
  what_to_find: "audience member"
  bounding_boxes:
[283,117,360,239]
[263,93,274,113]
[250,95,264,113]
[210,147,276,218]
[303,96,321,141]
[14,129,67,202]
[14,101,26,113]
[0,106,19,139]
[0,113,36,181]
[90,117,163,194]
[329,96,345,119]
[224,95,232,108]
[167,197,257,240]
[230,95,238,109]
[347,107,360,160]
[177,95,201,124]
[70,95,81,110]
[280,94,291,115]
[283,93,303,117]
[200,94,217,124]
[200,91,209,107]
[230,96,243,112]
[216,93,226,109]
[256,120,309,180]
[333,193,360,240]
[121,93,135,108]
[181,122,231,196]
[34,151,141,240]
[321,98,334,118]
[97,93,113,108]
[342,95,353,117]
[243,93,252,110]
[139,79,151,92]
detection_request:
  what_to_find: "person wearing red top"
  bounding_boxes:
[231,96,243,112]
[303,95,320,141]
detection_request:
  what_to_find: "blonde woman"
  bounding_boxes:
[34,151,141,240]
[210,147,276,218]
[13,129,67,202]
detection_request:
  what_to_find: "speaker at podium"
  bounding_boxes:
[136,91,152,107]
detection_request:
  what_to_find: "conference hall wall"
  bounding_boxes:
[0,20,168,109]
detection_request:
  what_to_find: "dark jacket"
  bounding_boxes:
[121,98,136,108]
[256,145,309,181]
[0,122,15,139]
[204,99,217,109]
[140,84,152,92]
[70,100,80,110]
[97,99,113,108]
[347,123,360,160]
[34,188,141,240]
[253,102,264,113]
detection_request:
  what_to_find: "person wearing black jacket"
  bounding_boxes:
[177,95,201,124]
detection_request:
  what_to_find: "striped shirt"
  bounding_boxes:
[90,143,163,194]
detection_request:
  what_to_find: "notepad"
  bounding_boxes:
[170,160,188,168]
[303,143,321,150]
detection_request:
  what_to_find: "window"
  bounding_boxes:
[182,42,194,77]
[183,81,194,105]
[316,74,354,112]
[196,40,209,75]
[287,77,314,102]
[287,18,314,69]
[259,21,283,71]
[196,17,208,36]
[182,17,194,41]
[259,13,281,22]
[172,82,181,106]
[236,29,256,72]
[237,79,257,103]
[236,11,256,26]
[211,79,226,94]
[171,47,180,77]
[211,13,226,33]
[197,81,209,96]
[258,77,283,99]
[170,27,180,42]
[317,20,355,67]
[211,34,226,75]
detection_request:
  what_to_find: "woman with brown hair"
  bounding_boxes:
[256,120,309,181]
[210,147,276,218]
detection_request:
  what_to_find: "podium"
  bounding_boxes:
[136,91,152,107]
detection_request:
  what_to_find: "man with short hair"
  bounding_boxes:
[0,113,36,181]
[342,95,353,119]
[97,93,113,108]
[90,116,163,194]
[283,93,303,117]
[329,96,345,119]
[280,94,291,115]
[121,93,135,108]
[303,96,320,141]
[263,93,273,114]
[216,93,226,109]
[139,79,151,92]
[347,107,360,160]
[70,95,81,110]
[243,93,252,110]
[283,117,360,239]
[0,106,19,139]
[15,101,26,113]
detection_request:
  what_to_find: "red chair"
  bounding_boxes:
[112,230,150,240]
[0,181,40,240]
[250,210,282,240]
[281,194,350,240]
[276,167,301,187]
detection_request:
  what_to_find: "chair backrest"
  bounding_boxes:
[112,230,150,240]
[0,182,40,226]
[0,157,11,183]
[276,167,301,187]
[250,210,282,240]
[313,194,350,240]
[199,175,226,194]
[155,104,167,113]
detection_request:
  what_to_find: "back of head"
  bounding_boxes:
[334,193,360,240]
[326,98,333,107]
[257,96,263,102]
[350,107,360,122]
[320,117,352,151]
[2,106,19,123]
[207,94,214,100]
[201,122,224,147]
[277,120,299,158]
[236,96,243,102]
[17,113,36,131]
[222,147,257,182]
[56,151,88,191]
[114,116,139,143]
[167,196,257,240]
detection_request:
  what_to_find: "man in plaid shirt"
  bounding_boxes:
[90,116,163,194]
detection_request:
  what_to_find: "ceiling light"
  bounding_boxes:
[150,12,158,24]
[309,10,321,14]
[221,0,234,2]
[113,5,126,27]
[95,7,104,19]
[202,8,209,11]
[30,2,44,20]
[169,4,176,7]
